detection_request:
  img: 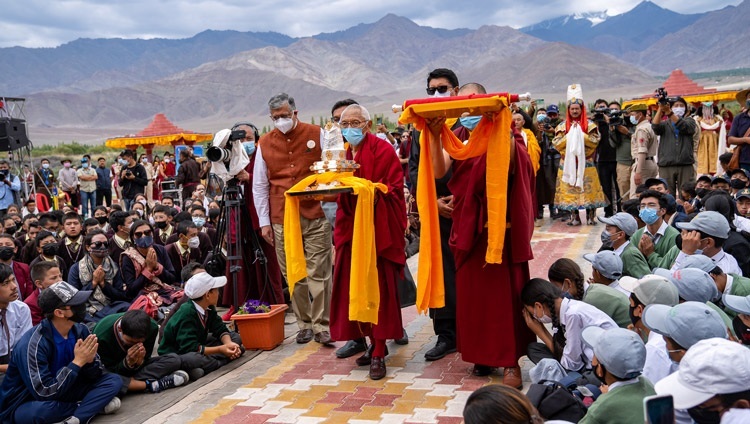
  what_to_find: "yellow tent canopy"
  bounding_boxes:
[105,113,212,149]
[623,91,740,109]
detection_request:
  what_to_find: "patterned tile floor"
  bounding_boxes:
[140,214,600,424]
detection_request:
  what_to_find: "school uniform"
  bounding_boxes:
[583,284,632,328]
[165,242,202,282]
[631,221,679,269]
[55,237,85,276]
[616,241,651,279]
[579,377,655,424]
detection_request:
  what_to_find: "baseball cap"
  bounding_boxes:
[644,177,668,189]
[736,188,750,200]
[642,302,727,350]
[38,281,92,314]
[184,272,227,299]
[655,338,750,409]
[729,168,750,179]
[676,211,730,239]
[676,254,718,274]
[652,268,719,302]
[619,274,679,306]
[723,293,750,315]
[597,212,638,237]
[583,251,623,280]
[582,326,646,379]
[697,175,712,185]
[546,105,559,114]
[712,175,729,185]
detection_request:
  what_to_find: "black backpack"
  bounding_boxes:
[526,380,588,422]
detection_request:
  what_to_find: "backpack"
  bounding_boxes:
[526,380,588,422]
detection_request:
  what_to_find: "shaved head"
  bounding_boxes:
[458,82,487,95]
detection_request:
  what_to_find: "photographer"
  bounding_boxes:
[594,99,620,217]
[174,149,200,201]
[0,160,21,216]
[118,149,148,211]
[652,95,698,194]
[608,102,635,199]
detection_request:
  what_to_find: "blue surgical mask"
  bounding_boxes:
[341,128,365,146]
[629,116,639,125]
[135,235,153,249]
[192,217,206,227]
[639,207,659,225]
[119,159,128,166]
[600,230,614,249]
[460,116,481,131]
[42,163,50,169]
[82,163,89,169]
[536,114,547,123]
[242,142,256,156]
[672,107,686,117]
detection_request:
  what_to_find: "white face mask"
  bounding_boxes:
[535,307,553,324]
[187,236,200,249]
[431,91,451,99]
[274,117,294,134]
[672,107,686,117]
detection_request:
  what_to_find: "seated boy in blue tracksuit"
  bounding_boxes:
[0,281,122,424]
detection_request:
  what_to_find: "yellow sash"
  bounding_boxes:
[284,172,387,324]
[399,98,512,314]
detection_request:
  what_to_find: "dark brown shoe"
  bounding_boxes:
[472,364,494,376]
[296,329,313,344]
[355,344,388,366]
[316,331,332,345]
[503,366,523,389]
[369,356,386,380]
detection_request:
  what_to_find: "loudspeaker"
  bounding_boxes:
[0,118,31,151]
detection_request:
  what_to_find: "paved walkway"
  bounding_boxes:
[112,214,601,423]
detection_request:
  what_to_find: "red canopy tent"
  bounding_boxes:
[623,69,739,108]
[105,113,212,157]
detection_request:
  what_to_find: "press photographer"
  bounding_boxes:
[0,160,21,216]
[606,101,636,200]
[651,87,698,194]
[593,99,619,217]
[118,149,148,211]
[174,148,200,201]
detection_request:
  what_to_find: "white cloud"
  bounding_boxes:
[0,0,741,48]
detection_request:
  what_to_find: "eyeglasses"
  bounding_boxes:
[339,120,366,129]
[331,116,341,123]
[426,85,452,95]
[133,230,153,238]
[90,241,107,249]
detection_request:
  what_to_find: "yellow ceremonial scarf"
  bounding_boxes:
[284,172,387,324]
[399,99,512,314]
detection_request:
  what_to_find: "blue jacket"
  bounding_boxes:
[95,165,111,191]
[0,320,113,423]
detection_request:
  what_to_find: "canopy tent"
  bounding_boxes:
[105,113,212,156]
[622,69,740,108]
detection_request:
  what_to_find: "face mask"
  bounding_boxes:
[96,216,108,225]
[534,307,553,324]
[629,304,641,326]
[135,210,144,217]
[639,207,659,225]
[672,107,686,117]
[431,91,451,99]
[242,142,256,156]
[696,188,710,198]
[376,133,388,141]
[67,303,87,323]
[731,179,747,190]
[42,163,50,169]
[600,230,614,249]
[274,117,294,134]
[64,163,72,169]
[42,244,57,257]
[536,114,547,123]
[341,128,365,146]
[164,158,170,163]
[119,159,128,166]
[5,226,16,236]
[135,235,153,249]
[187,236,200,249]
[90,247,108,259]
[141,158,148,163]
[192,217,206,227]
[0,247,14,261]
[154,221,168,229]
[82,163,89,169]
[688,406,721,424]
[629,116,639,125]
[460,116,481,131]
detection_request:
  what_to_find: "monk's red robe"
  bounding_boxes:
[221,154,284,306]
[449,128,536,368]
[330,133,407,341]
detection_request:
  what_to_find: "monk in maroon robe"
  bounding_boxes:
[427,84,535,388]
[329,105,406,380]
[221,125,284,311]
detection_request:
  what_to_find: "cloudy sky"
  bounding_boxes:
[0,0,741,48]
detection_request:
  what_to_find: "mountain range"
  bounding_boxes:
[1,1,747,143]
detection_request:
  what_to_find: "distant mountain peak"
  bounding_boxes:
[572,11,610,26]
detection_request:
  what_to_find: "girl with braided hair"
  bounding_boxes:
[548,258,632,328]
[521,278,618,372]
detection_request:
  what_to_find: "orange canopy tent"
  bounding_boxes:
[622,69,740,108]
[105,113,212,156]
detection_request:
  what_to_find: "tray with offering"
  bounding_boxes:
[393,92,531,120]
[287,187,354,197]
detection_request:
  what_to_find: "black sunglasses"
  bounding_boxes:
[426,85,451,95]
[90,241,107,249]
[134,230,153,238]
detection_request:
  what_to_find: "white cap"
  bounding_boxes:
[184,272,227,299]
[655,338,750,409]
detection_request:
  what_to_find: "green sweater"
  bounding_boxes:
[583,284,632,328]
[93,312,159,376]
[579,377,655,424]
[621,242,651,279]
[631,224,679,269]
[158,301,229,355]
[707,301,737,339]
[725,274,750,319]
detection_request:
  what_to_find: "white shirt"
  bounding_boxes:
[613,240,629,256]
[608,377,639,391]
[252,144,271,228]
[559,298,619,372]
[608,280,632,297]
[672,250,742,276]
[734,215,750,233]
[642,332,676,385]
[645,221,669,246]
[192,301,206,317]
[0,300,32,357]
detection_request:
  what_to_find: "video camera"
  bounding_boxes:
[593,108,625,127]
[206,129,246,163]
[540,116,553,131]
[655,87,678,106]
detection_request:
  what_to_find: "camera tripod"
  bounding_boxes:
[209,177,277,308]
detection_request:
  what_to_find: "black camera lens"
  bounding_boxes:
[207,146,231,162]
